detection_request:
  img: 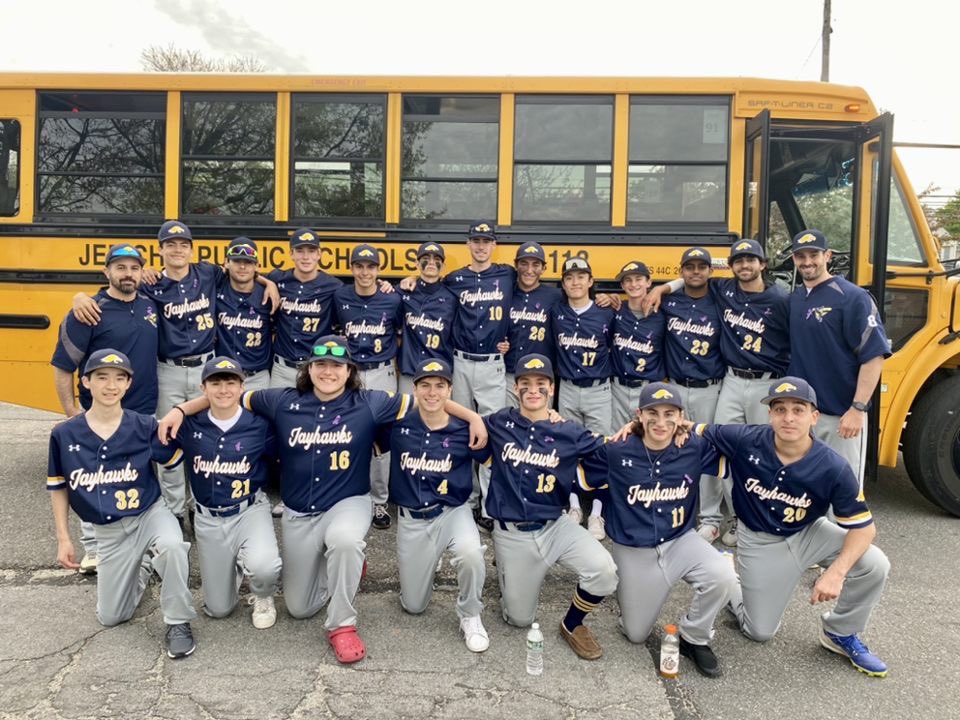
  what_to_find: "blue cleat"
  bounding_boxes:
[819,625,887,677]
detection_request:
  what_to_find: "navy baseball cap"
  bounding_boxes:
[104,243,145,267]
[680,247,712,266]
[616,260,651,282]
[467,220,497,241]
[514,353,554,380]
[310,335,352,364]
[412,358,453,384]
[83,348,134,377]
[637,382,684,411]
[290,227,320,248]
[761,376,819,408]
[158,220,192,243]
[226,237,258,262]
[201,356,245,383]
[416,241,445,261]
[350,244,380,266]
[791,229,828,253]
[729,238,765,261]
[515,241,546,263]
[562,256,592,276]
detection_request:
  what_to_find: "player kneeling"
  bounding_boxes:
[583,382,737,677]
[176,357,281,629]
[693,377,890,677]
[47,349,197,659]
[388,358,490,652]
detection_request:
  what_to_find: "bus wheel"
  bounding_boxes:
[902,375,960,517]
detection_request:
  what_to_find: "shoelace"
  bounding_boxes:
[375,505,389,518]
[462,617,486,636]
[167,623,192,640]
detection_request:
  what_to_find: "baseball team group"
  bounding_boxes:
[45,218,892,678]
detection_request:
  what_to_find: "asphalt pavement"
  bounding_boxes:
[1,401,958,720]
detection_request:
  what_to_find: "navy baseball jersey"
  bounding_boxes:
[215,275,273,373]
[788,277,891,416]
[397,279,457,375]
[505,284,564,373]
[268,269,344,362]
[662,291,725,382]
[444,264,515,353]
[387,410,486,509]
[581,433,725,547]
[696,423,873,535]
[550,302,615,382]
[50,289,160,415]
[483,408,603,522]
[244,387,411,512]
[148,262,220,360]
[47,410,183,525]
[710,278,790,374]
[611,307,667,383]
[180,409,276,509]
[333,285,403,365]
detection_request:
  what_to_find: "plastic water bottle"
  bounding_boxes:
[526,622,544,676]
[660,624,680,679]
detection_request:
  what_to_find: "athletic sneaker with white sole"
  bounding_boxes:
[165,622,196,659]
[696,524,720,543]
[588,514,606,541]
[819,621,887,677]
[721,518,738,547]
[79,553,98,575]
[251,595,277,629]
[460,615,490,653]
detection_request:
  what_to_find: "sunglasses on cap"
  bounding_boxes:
[312,343,348,357]
[227,244,257,258]
[111,246,141,258]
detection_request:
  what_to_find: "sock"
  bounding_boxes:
[562,585,605,632]
[568,493,581,511]
[590,498,603,517]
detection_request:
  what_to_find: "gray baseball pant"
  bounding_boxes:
[611,379,649,429]
[280,493,372,629]
[672,382,722,530]
[359,362,397,506]
[93,500,196,627]
[611,529,737,646]
[242,369,271,392]
[558,379,613,435]
[80,521,97,556]
[728,517,889,640]
[398,373,415,395]
[492,514,618,627]
[504,372,519,408]
[156,358,208,516]
[814,413,868,489]
[397,504,485,618]
[453,352,506,518]
[270,356,300,389]
[194,492,281,617]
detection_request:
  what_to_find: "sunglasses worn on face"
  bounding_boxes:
[312,344,347,357]
[227,244,257,258]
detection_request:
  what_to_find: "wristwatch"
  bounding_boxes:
[851,401,869,412]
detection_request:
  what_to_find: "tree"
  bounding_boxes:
[140,44,267,73]
[935,190,960,240]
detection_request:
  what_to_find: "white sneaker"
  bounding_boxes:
[251,595,277,629]
[565,507,584,525]
[271,501,286,518]
[588,514,606,541]
[697,524,720,543]
[721,519,738,547]
[460,615,489,653]
[79,553,98,575]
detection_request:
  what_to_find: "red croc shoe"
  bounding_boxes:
[328,625,365,664]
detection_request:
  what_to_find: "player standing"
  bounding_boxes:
[47,349,196,659]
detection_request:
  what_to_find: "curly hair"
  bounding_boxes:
[295,360,363,395]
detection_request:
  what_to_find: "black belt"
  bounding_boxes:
[498,520,547,532]
[400,504,444,520]
[454,350,502,362]
[730,367,781,380]
[356,360,391,371]
[194,495,257,518]
[274,355,301,369]
[162,352,213,368]
[672,377,722,388]
[616,377,649,389]
[568,377,608,388]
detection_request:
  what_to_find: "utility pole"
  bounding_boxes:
[821,0,832,82]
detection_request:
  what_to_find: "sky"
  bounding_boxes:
[3,0,958,204]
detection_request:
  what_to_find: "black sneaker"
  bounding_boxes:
[679,636,721,677]
[472,506,494,533]
[372,503,391,529]
[165,622,196,659]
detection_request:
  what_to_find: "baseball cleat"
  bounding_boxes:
[460,615,490,653]
[372,503,391,529]
[819,625,888,677]
[165,622,196,659]
[78,553,98,575]
[588,515,606,541]
[251,595,277,630]
[696,524,720,544]
[679,636,722,677]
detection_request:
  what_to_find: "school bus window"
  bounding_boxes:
[0,120,20,216]
[513,95,613,223]
[627,99,728,223]
[36,92,165,217]
[879,174,924,265]
[181,93,275,218]
[292,94,385,221]
[401,95,499,221]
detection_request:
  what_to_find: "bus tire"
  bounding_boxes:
[902,375,960,517]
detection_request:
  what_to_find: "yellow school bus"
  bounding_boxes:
[0,73,957,514]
